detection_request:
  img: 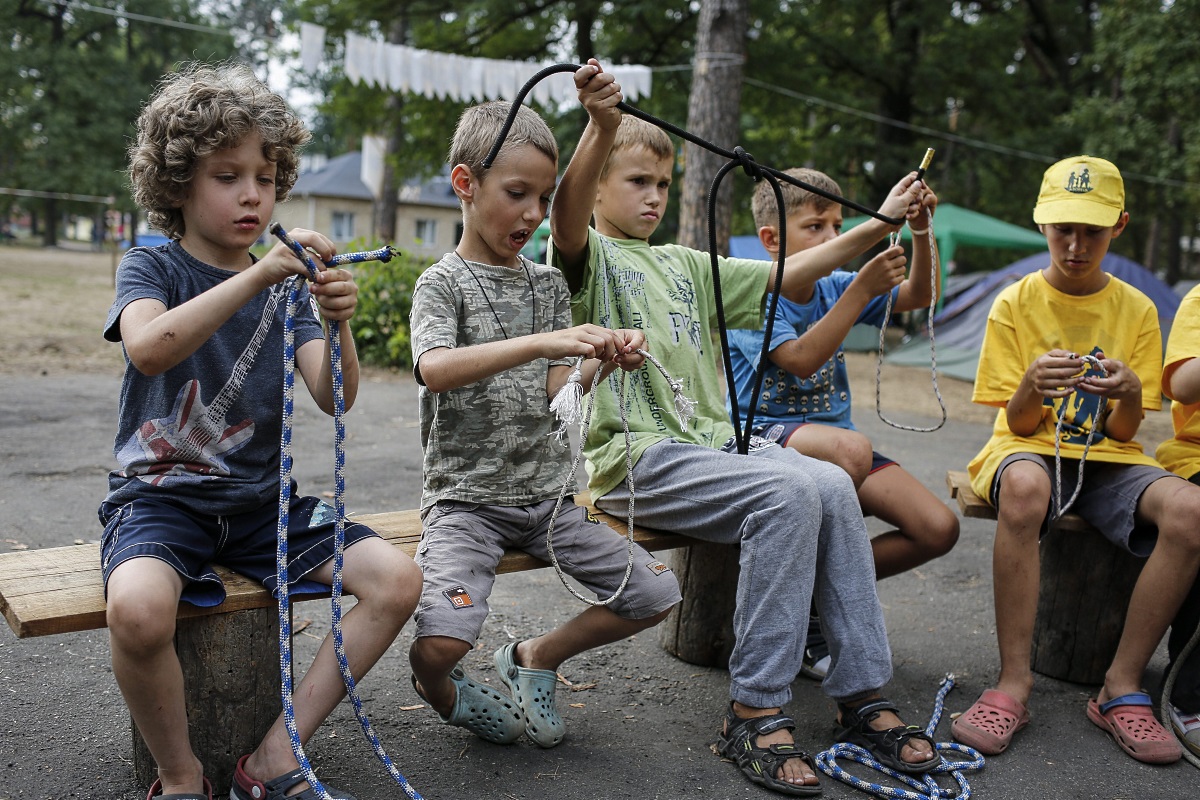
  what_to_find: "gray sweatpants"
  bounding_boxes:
[596,438,893,708]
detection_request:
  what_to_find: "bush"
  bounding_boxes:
[347,240,427,371]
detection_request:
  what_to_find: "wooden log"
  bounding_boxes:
[1031,528,1144,685]
[133,607,281,795]
[658,542,739,668]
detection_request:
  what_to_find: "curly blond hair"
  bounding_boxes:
[128,62,310,239]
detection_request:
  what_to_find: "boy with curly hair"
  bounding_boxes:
[104,63,420,800]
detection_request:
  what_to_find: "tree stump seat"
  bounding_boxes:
[0,499,689,794]
[946,470,1144,685]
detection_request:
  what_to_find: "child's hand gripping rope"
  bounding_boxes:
[269,224,423,800]
[545,348,694,606]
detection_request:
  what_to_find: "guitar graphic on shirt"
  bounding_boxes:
[118,282,291,485]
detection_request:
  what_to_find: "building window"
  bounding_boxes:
[415,218,437,244]
[331,212,355,241]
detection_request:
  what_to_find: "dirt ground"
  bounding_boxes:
[0,243,1174,441]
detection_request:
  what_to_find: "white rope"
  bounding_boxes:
[875,225,947,432]
[1050,354,1106,523]
[545,349,693,606]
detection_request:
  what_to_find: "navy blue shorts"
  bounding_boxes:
[98,484,379,607]
[749,421,897,473]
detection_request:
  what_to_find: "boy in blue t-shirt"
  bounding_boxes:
[726,170,958,652]
[102,64,421,800]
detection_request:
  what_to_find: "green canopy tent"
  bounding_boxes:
[841,202,1049,265]
[838,203,1048,349]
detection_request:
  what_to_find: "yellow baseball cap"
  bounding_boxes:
[1032,155,1125,226]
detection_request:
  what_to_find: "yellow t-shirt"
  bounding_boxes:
[1155,285,1200,480]
[967,270,1163,502]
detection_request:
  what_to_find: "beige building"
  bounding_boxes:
[273,151,462,258]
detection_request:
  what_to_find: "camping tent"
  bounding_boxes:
[729,203,1052,350]
[841,202,1049,265]
[886,251,1182,381]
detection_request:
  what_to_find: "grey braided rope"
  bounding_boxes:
[875,226,947,432]
[545,348,691,606]
[1163,619,1200,769]
[1051,354,1106,523]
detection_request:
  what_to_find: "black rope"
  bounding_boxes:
[483,62,905,455]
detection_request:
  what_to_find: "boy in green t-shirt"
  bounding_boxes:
[549,59,937,796]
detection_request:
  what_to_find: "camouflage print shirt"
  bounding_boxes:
[410,253,574,511]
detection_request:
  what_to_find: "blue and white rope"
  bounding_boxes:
[271,224,422,800]
[814,675,984,800]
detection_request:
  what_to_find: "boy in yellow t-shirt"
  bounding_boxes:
[1154,283,1200,757]
[953,155,1200,765]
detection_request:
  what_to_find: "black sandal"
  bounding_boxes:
[834,699,940,774]
[717,705,822,797]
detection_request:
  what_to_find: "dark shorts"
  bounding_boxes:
[98,484,379,607]
[749,421,897,473]
[992,453,1182,555]
[414,499,681,644]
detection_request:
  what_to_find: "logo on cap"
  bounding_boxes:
[1064,168,1093,194]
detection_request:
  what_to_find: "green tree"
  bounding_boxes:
[1,0,238,245]
[1067,0,1200,281]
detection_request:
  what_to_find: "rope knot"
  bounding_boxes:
[733,147,762,182]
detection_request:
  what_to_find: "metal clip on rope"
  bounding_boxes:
[270,224,422,800]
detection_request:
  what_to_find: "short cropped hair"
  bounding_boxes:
[129,63,310,239]
[601,115,674,180]
[449,101,557,179]
[751,168,843,231]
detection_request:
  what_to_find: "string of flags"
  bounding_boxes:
[299,22,652,105]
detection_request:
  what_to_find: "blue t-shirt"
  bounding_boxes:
[103,242,324,515]
[726,270,895,430]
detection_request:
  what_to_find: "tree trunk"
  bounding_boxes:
[42,198,58,247]
[375,17,409,243]
[675,0,748,255]
[661,0,748,668]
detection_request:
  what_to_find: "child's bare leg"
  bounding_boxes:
[1102,478,1200,700]
[410,635,474,717]
[783,425,872,489]
[516,605,670,672]
[991,462,1051,705]
[859,466,960,579]
[242,538,421,783]
[107,558,203,795]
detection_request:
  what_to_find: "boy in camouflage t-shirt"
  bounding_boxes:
[406,100,680,749]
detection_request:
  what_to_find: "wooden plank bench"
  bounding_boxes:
[945,470,1144,686]
[0,499,689,794]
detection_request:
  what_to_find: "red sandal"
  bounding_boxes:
[1087,692,1182,765]
[951,689,1030,755]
